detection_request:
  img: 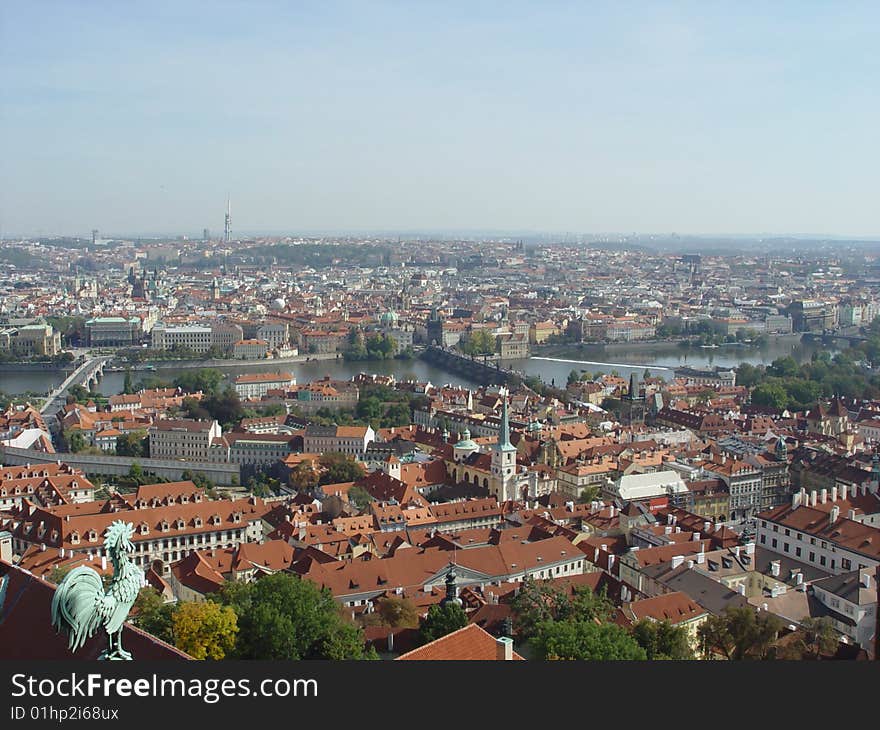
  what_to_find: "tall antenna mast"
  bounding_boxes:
[224,195,231,244]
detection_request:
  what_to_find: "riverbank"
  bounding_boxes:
[0,361,71,372]
[532,332,803,357]
[112,352,340,371]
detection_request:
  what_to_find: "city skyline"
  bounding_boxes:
[3,2,880,237]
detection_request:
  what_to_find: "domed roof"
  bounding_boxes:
[528,420,543,433]
[454,427,478,451]
[379,310,399,325]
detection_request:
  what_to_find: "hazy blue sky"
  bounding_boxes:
[2,2,879,237]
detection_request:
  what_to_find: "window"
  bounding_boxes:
[772,538,778,548]
[795,547,802,558]
[783,542,790,553]
[760,534,766,544]
[809,552,816,562]
[820,555,826,566]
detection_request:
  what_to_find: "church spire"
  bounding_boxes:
[499,393,513,450]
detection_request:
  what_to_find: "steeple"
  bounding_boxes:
[498,394,513,451]
[775,435,787,460]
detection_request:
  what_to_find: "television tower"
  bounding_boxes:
[224,196,231,244]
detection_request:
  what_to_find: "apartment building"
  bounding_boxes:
[233,339,269,360]
[256,322,290,350]
[7,494,268,574]
[150,321,243,354]
[810,570,876,653]
[225,432,295,468]
[148,419,224,461]
[673,366,737,388]
[233,372,296,399]
[303,424,375,457]
[290,378,359,414]
[757,498,880,576]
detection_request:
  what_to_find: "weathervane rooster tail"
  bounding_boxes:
[51,520,144,660]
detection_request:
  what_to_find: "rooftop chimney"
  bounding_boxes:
[810,490,818,507]
[496,636,514,661]
[831,486,838,503]
[830,505,840,525]
[671,555,685,569]
[820,488,827,504]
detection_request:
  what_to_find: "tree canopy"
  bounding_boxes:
[215,573,375,660]
[419,602,468,645]
[532,619,647,660]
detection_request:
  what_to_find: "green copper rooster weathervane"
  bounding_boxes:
[51,521,144,660]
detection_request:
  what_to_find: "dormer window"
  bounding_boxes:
[211,515,221,526]
[194,494,203,503]
[140,523,149,535]
[70,532,80,545]
[160,521,170,532]
[194,516,203,528]
[176,519,185,530]
[232,512,242,524]
[87,530,98,542]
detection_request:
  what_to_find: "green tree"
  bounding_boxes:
[419,602,468,645]
[318,452,366,486]
[115,430,147,457]
[631,619,694,660]
[567,369,580,387]
[347,484,374,510]
[511,578,569,639]
[131,587,175,645]
[356,396,384,421]
[767,356,799,378]
[697,606,783,660]
[123,369,134,395]
[751,382,789,410]
[215,573,375,659]
[128,462,145,484]
[174,369,225,395]
[65,430,87,453]
[533,620,646,660]
[795,617,838,659]
[381,402,412,427]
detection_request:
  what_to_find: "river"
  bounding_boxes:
[1,335,833,397]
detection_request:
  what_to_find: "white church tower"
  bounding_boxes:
[490,392,519,502]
